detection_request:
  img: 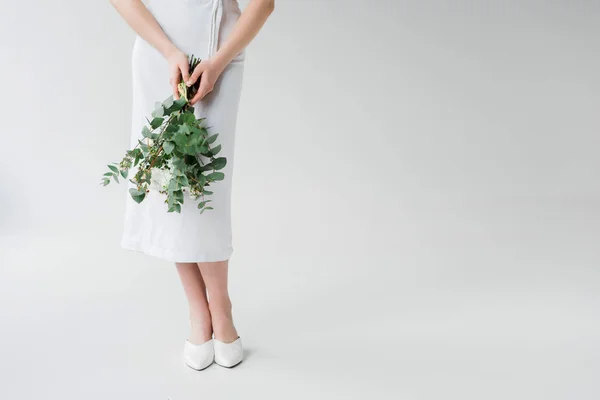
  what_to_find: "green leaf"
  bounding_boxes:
[152,101,165,117]
[198,201,206,209]
[173,190,184,202]
[200,206,214,214]
[203,190,213,195]
[162,95,174,108]
[212,157,227,170]
[120,169,128,179]
[177,124,191,135]
[166,123,178,133]
[168,178,178,191]
[199,146,210,155]
[189,126,202,137]
[173,133,189,147]
[177,174,189,187]
[198,174,207,187]
[171,98,187,111]
[199,162,214,172]
[188,131,204,145]
[211,144,221,155]
[129,188,146,204]
[102,178,110,186]
[142,126,152,138]
[150,117,164,129]
[172,158,187,170]
[181,112,196,125]
[163,141,175,154]
[205,133,219,145]
[112,174,120,183]
[108,164,118,174]
[138,140,150,154]
[168,203,181,213]
[161,131,174,141]
[188,146,201,156]
[207,172,224,181]
[103,172,113,177]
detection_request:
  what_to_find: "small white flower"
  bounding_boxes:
[149,159,174,192]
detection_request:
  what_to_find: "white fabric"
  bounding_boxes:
[121,0,245,263]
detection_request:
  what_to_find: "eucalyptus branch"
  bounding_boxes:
[101,54,225,215]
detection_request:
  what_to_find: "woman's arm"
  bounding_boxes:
[109,0,191,97]
[212,0,275,73]
[188,0,275,104]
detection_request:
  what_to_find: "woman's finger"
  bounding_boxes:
[171,75,180,99]
[179,62,191,86]
[187,63,205,86]
[189,91,201,105]
[170,64,182,99]
[191,77,213,105]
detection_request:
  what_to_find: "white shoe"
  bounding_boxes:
[213,336,244,368]
[183,339,214,370]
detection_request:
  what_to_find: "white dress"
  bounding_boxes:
[120,0,245,263]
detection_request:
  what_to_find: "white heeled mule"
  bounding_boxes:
[183,339,215,370]
[213,336,244,368]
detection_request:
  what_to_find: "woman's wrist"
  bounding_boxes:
[211,51,232,74]
[160,42,180,60]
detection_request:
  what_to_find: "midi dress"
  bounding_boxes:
[120,0,245,263]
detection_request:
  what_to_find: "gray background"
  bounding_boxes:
[1,0,599,399]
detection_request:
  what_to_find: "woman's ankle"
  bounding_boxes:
[188,315,213,344]
[209,302,238,342]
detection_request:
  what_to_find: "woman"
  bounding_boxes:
[110,0,274,370]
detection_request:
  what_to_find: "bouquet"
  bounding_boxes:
[101,55,226,214]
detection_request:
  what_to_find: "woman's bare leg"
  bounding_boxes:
[197,260,239,343]
[176,262,213,344]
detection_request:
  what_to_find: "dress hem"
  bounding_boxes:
[120,238,233,263]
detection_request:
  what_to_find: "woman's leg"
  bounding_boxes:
[197,260,239,343]
[176,263,213,344]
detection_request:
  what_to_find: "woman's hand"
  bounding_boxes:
[186,58,226,105]
[166,49,192,100]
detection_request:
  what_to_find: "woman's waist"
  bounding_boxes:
[147,0,240,39]
[147,0,240,17]
[137,0,243,61]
